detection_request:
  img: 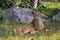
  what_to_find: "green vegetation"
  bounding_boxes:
[37,2,60,17]
[0,21,60,40]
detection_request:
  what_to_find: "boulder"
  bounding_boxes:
[4,6,48,24]
[5,7,34,24]
[53,12,60,21]
[52,7,60,22]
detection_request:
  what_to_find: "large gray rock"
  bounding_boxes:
[53,12,60,21]
[5,7,34,24]
[52,7,60,22]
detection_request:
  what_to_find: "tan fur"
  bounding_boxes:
[13,23,35,34]
[32,11,45,31]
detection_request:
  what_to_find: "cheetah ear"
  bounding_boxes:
[32,11,34,13]
[32,11,36,14]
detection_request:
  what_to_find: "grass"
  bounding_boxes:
[0,20,60,40]
[0,1,60,40]
[0,31,60,40]
[37,2,60,17]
